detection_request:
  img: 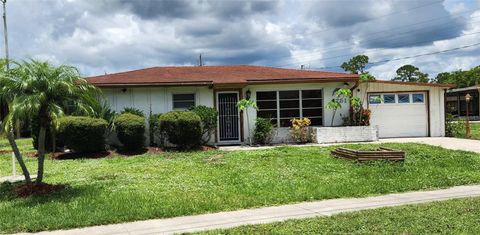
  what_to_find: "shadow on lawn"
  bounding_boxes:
[0,181,99,205]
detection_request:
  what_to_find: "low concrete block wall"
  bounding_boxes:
[313,126,379,144]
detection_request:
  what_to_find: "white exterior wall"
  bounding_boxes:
[355,82,446,137]
[241,82,354,143]
[101,86,214,144]
[102,86,213,114]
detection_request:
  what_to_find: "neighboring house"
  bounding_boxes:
[86,65,452,145]
[446,85,480,121]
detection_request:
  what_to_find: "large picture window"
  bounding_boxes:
[257,89,323,127]
[172,93,195,109]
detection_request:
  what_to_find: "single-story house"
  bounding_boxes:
[86,65,453,145]
[446,85,480,120]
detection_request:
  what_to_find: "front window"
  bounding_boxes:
[256,89,323,127]
[172,93,195,109]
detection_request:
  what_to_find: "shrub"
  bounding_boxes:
[58,116,108,153]
[115,113,146,151]
[121,107,145,117]
[31,117,63,152]
[289,117,312,143]
[445,113,465,137]
[189,105,218,144]
[254,118,275,145]
[159,111,202,149]
[149,113,162,146]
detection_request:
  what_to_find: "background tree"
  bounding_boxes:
[341,55,376,126]
[1,60,99,183]
[392,64,429,83]
[433,66,480,88]
[341,55,369,74]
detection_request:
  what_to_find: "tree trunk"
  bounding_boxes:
[7,128,31,183]
[51,127,56,153]
[331,109,337,127]
[36,125,47,183]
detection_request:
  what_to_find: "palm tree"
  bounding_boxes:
[0,59,31,182]
[0,59,100,183]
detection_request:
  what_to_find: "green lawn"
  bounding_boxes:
[198,197,480,234]
[470,123,480,140]
[0,138,34,152]
[1,141,480,233]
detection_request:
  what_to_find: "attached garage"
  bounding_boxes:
[356,80,454,138]
[368,92,428,138]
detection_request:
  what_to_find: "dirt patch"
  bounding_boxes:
[12,183,66,198]
[200,145,217,151]
[204,154,225,164]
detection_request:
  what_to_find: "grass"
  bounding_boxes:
[470,123,480,140]
[1,140,480,233]
[197,197,480,234]
[0,138,35,152]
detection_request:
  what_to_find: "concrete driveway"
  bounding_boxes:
[380,137,480,153]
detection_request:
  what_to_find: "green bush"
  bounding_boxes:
[115,113,146,151]
[121,107,145,117]
[254,117,275,145]
[149,113,162,146]
[159,111,202,149]
[189,105,218,144]
[445,113,465,137]
[31,117,63,152]
[58,116,108,153]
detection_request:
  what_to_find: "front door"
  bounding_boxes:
[217,91,241,143]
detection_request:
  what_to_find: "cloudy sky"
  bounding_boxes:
[4,0,480,79]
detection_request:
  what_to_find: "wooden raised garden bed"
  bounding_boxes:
[331,147,405,162]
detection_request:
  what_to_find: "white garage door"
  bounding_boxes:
[369,92,428,138]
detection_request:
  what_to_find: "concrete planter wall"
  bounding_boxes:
[312,126,379,144]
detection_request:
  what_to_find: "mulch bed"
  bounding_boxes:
[12,183,66,198]
[52,151,112,160]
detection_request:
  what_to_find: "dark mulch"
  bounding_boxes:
[52,151,112,160]
[12,183,66,198]
[0,150,12,154]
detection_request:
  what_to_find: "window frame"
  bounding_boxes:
[256,88,324,127]
[172,93,196,110]
[412,93,425,104]
[368,94,382,104]
[382,94,396,104]
[397,93,411,104]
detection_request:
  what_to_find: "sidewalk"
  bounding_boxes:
[17,184,480,235]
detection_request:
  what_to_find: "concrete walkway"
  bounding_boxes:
[220,137,480,154]
[380,137,480,153]
[17,185,480,235]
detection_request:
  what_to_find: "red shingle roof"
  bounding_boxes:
[86,65,359,87]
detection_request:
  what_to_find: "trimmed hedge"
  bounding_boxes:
[58,116,108,153]
[31,117,63,152]
[115,113,146,151]
[159,111,202,149]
